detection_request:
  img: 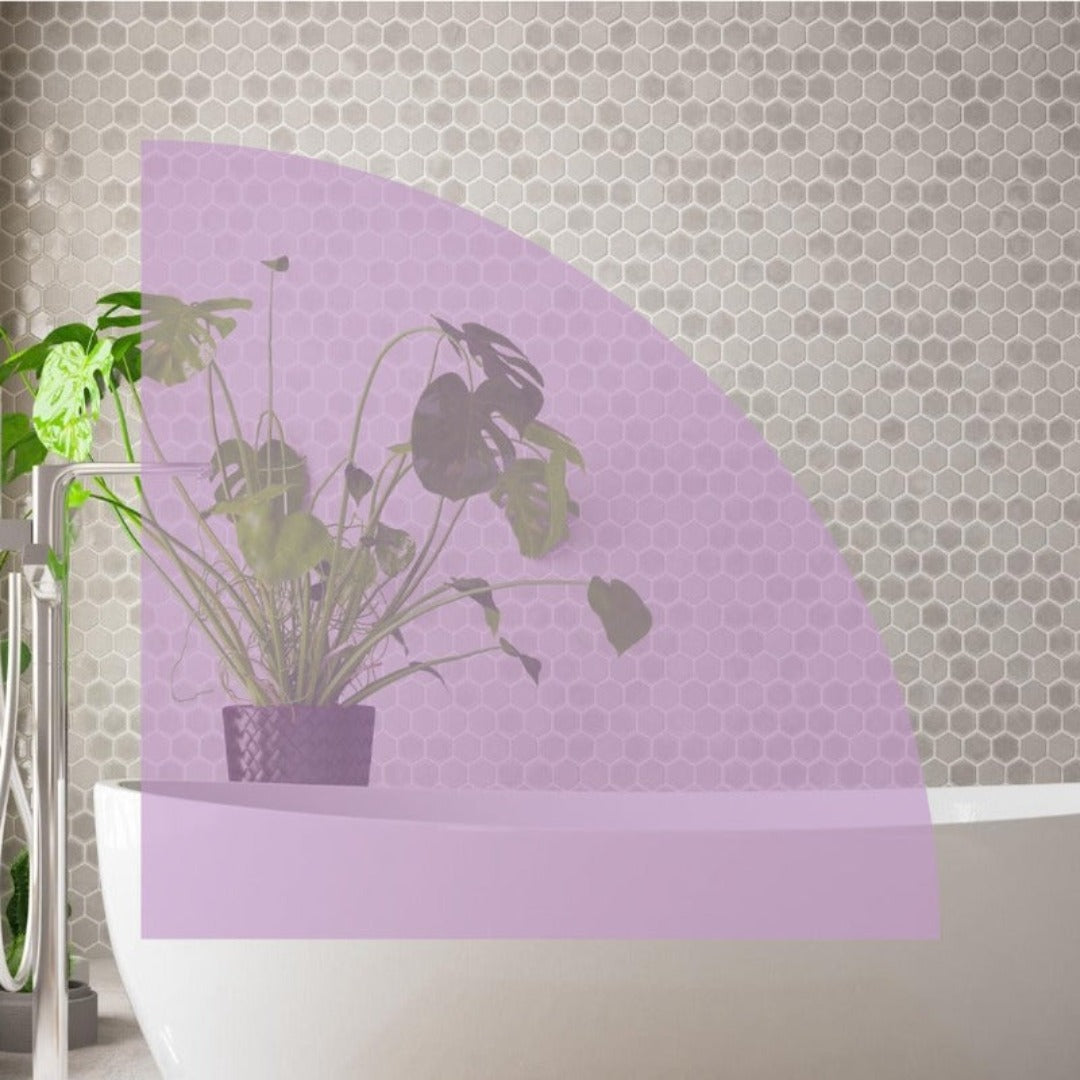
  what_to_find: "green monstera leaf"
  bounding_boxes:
[209,486,331,585]
[0,639,31,677]
[32,338,114,460]
[97,292,251,386]
[0,323,97,385]
[5,846,29,938]
[4,934,26,989]
[143,295,250,385]
[210,437,308,517]
[1,413,46,485]
[434,319,544,421]
[490,453,578,559]
[234,506,333,585]
[411,372,502,501]
[362,522,415,578]
[4,845,73,992]
[522,420,585,468]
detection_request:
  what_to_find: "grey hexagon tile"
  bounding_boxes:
[3,0,1080,955]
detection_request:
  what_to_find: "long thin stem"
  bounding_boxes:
[308,326,435,698]
[367,460,413,529]
[343,644,503,705]
[316,330,451,699]
[89,486,262,637]
[344,326,435,467]
[87,488,265,699]
[203,364,289,683]
[123,371,280,686]
[125,374,269,643]
[265,266,275,472]
[322,473,446,694]
[315,576,585,706]
[209,363,293,691]
[380,498,466,626]
[309,456,346,507]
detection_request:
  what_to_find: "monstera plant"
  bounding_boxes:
[5,258,653,785]
[0,303,155,672]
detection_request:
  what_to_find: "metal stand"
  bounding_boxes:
[0,462,204,1080]
[28,463,72,1080]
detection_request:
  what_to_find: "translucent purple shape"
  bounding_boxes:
[139,143,937,939]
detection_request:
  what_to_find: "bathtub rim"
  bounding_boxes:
[94,777,1080,829]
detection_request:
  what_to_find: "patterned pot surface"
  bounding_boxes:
[222,705,375,785]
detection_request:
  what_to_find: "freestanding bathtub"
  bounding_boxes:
[95,778,1080,1080]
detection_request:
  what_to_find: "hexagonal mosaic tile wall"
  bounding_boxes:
[3,2,1080,955]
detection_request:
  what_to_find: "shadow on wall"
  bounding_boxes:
[358,940,973,1080]
[357,818,1079,1080]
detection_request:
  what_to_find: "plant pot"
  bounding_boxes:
[222,705,375,785]
[0,980,97,1053]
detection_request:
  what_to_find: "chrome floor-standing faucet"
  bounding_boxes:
[0,462,203,1080]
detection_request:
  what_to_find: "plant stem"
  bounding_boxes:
[265,266,275,475]
[380,498,466,626]
[89,486,263,639]
[318,331,453,699]
[87,487,265,699]
[309,456,346,507]
[122,373,276,691]
[315,576,585,706]
[343,644,503,705]
[309,325,435,699]
[344,326,434,467]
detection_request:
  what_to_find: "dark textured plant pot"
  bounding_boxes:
[222,705,375,785]
[0,981,97,1053]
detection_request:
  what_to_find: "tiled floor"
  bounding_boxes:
[0,959,158,1080]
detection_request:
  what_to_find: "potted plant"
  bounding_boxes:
[0,847,96,1052]
[0,308,152,1032]
[7,256,654,785]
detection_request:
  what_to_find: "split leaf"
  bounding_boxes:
[523,420,585,469]
[490,453,576,559]
[0,323,96,385]
[411,372,501,500]
[99,293,251,386]
[32,338,115,460]
[210,437,308,517]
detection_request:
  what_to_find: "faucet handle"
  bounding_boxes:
[21,544,60,603]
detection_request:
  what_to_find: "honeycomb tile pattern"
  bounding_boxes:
[0,2,1079,952]
[138,142,925,810]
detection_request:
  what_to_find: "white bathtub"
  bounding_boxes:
[95,779,1080,1080]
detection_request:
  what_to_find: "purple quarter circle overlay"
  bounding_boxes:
[139,142,938,939]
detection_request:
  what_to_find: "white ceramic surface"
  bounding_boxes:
[95,779,1080,1080]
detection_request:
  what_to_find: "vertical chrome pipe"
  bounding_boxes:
[30,595,65,1079]
[26,462,206,1080]
[0,571,40,994]
[30,464,68,1080]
